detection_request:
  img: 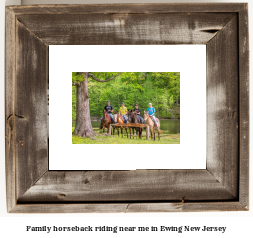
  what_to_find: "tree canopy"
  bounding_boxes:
[72,72,180,120]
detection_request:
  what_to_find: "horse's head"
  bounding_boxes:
[128,110,133,122]
[113,113,118,122]
[103,110,109,122]
[132,112,139,123]
[143,111,148,121]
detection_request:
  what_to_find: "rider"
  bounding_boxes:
[100,100,115,129]
[146,103,159,129]
[119,102,128,123]
[133,104,144,124]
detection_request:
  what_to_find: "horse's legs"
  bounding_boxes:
[154,131,155,141]
[121,128,123,137]
[129,128,131,139]
[118,128,120,137]
[103,126,105,133]
[126,128,128,138]
[113,127,115,135]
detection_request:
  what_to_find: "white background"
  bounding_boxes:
[0,0,252,237]
[49,45,206,170]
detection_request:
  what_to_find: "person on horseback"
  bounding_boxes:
[133,104,144,124]
[146,103,159,130]
[100,100,115,129]
[119,102,128,123]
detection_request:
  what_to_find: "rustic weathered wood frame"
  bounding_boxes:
[5,4,249,213]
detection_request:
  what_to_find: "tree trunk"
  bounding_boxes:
[73,72,95,138]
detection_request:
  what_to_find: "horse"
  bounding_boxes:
[113,112,128,138]
[128,110,142,139]
[143,111,161,141]
[102,110,111,134]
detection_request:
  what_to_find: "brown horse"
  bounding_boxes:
[113,112,128,138]
[102,110,111,134]
[128,110,142,139]
[144,111,161,141]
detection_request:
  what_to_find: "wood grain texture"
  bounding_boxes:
[125,202,248,212]
[238,4,249,209]
[5,7,16,212]
[10,202,247,213]
[16,13,236,45]
[18,170,236,202]
[15,20,48,200]
[206,16,239,198]
[7,3,246,15]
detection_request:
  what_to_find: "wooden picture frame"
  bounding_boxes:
[5,3,249,213]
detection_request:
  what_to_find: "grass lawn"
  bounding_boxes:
[72,127,180,144]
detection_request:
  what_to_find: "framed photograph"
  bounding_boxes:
[49,45,206,170]
[5,3,249,213]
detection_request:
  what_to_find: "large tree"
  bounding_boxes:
[72,72,121,138]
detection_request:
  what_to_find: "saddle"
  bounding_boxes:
[118,114,127,123]
[150,115,159,123]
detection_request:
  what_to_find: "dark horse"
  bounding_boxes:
[128,110,142,139]
[102,110,111,134]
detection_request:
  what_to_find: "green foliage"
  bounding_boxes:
[72,72,84,84]
[72,72,180,120]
